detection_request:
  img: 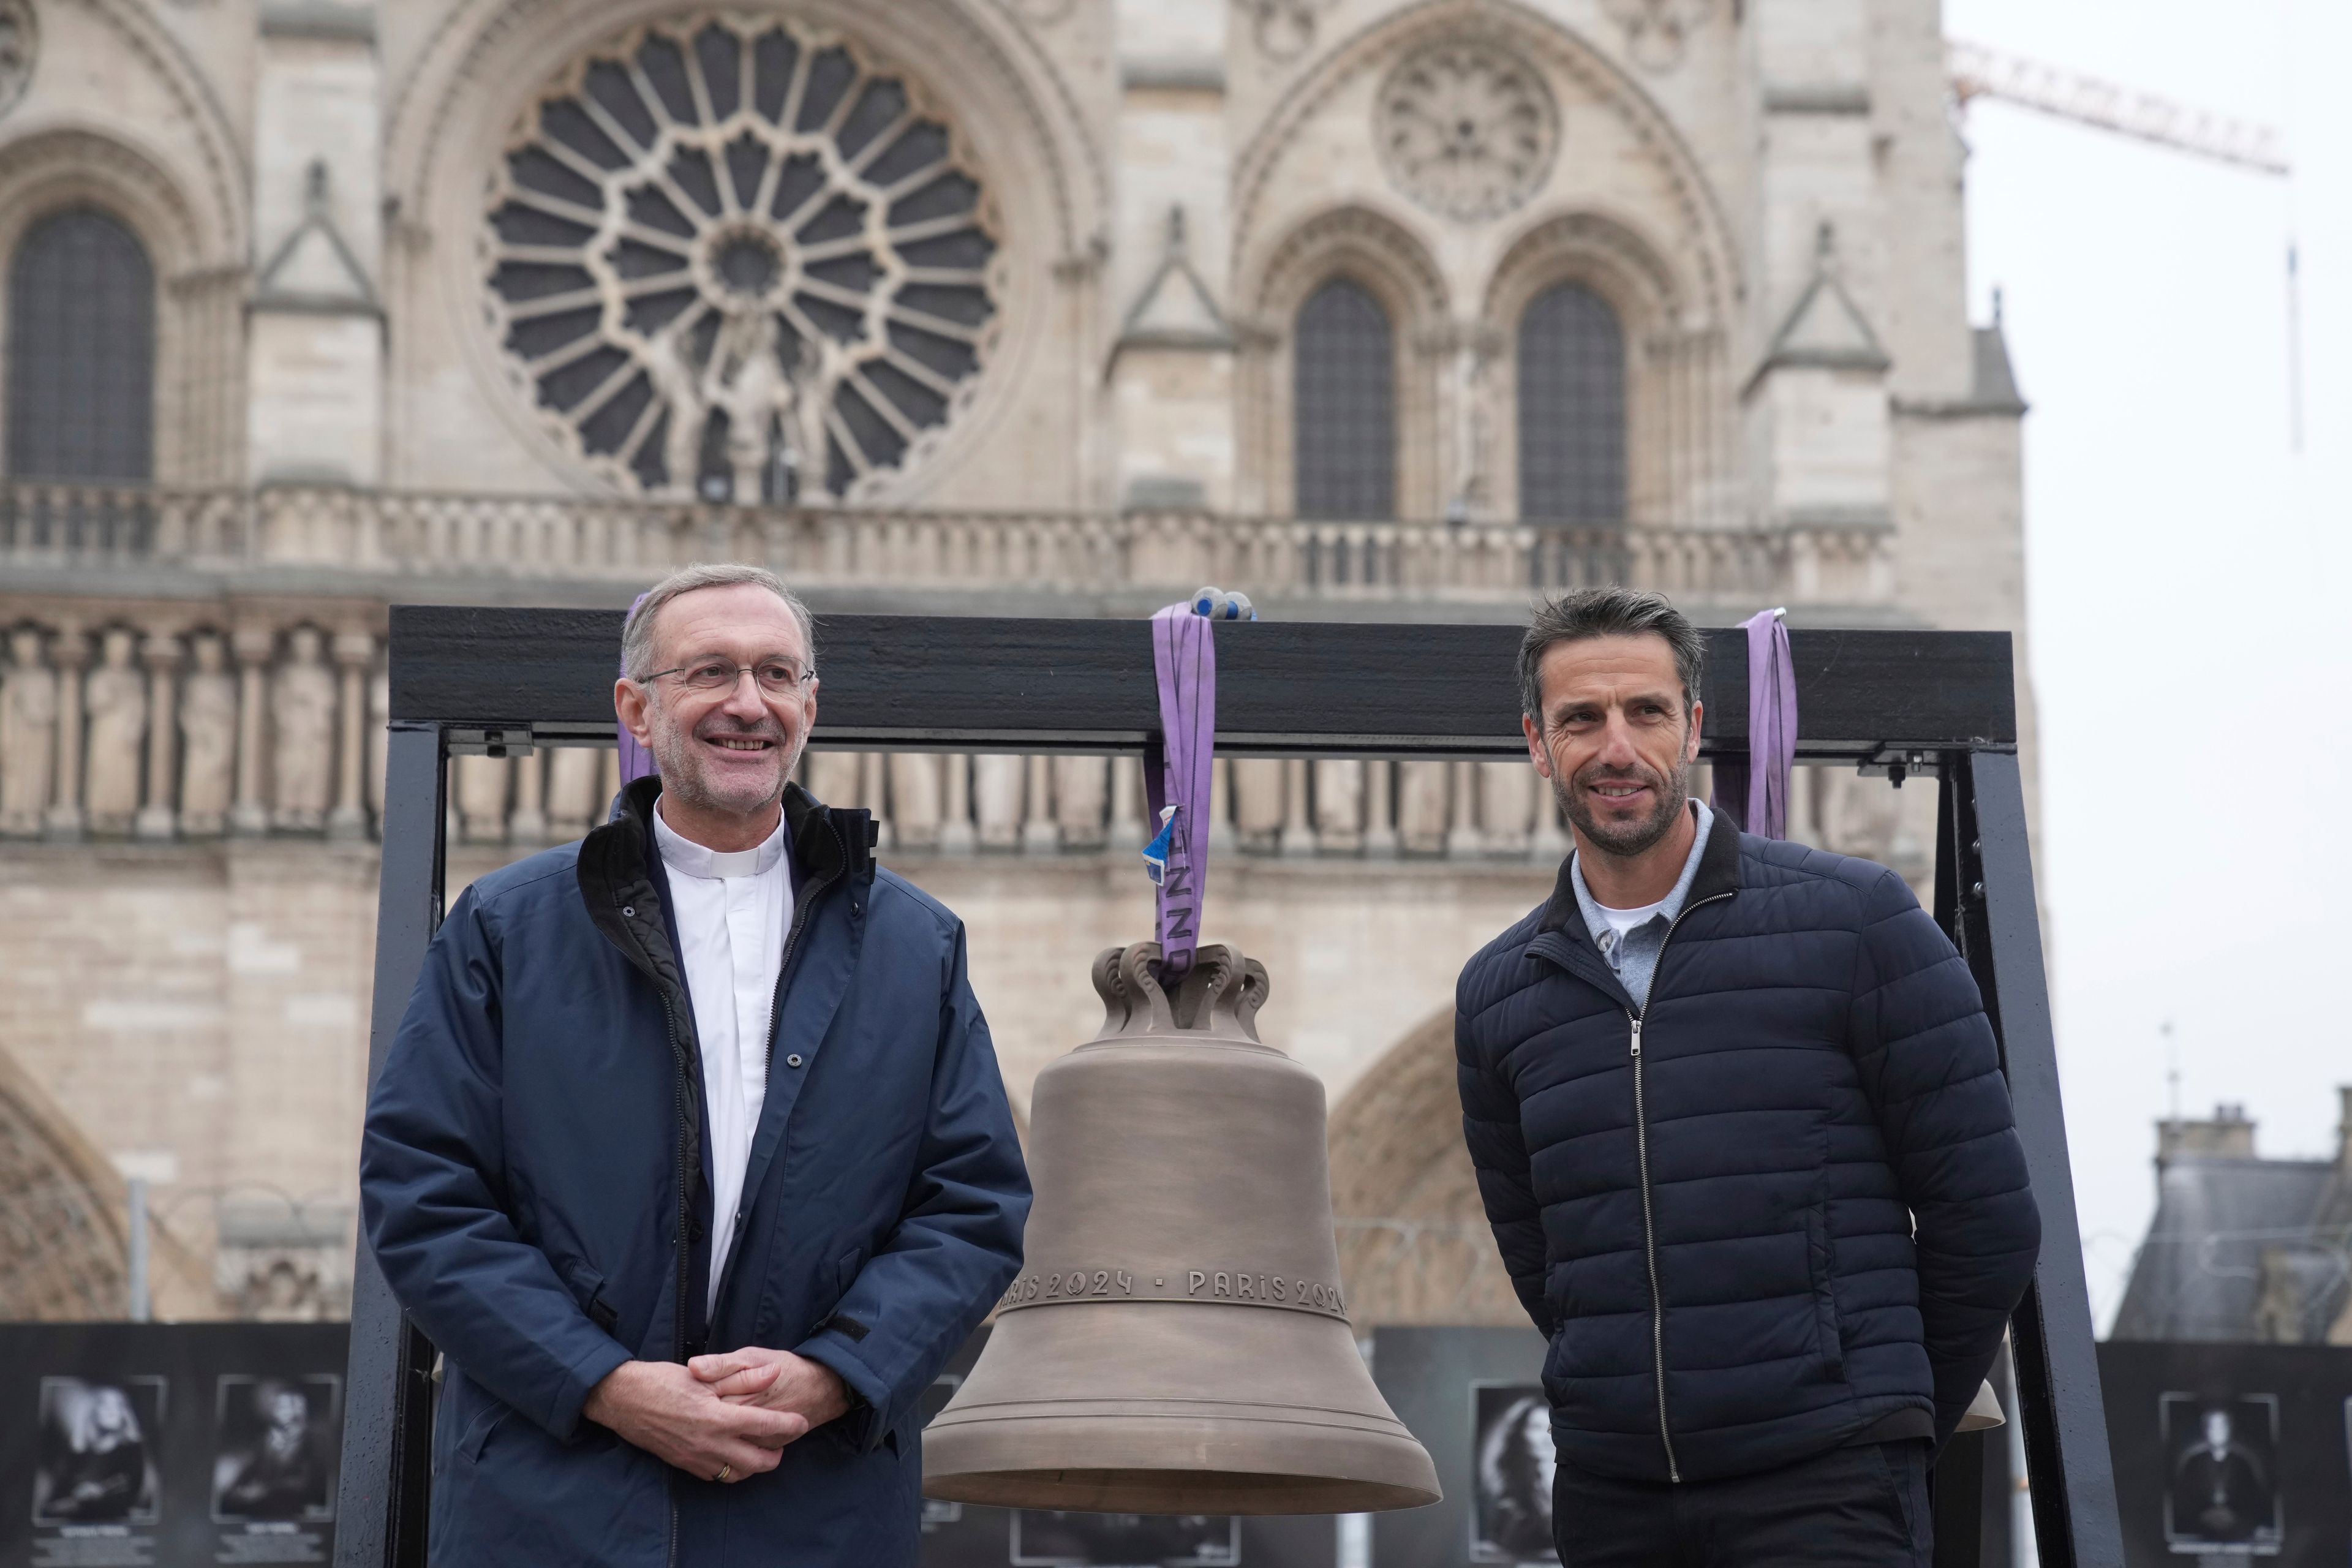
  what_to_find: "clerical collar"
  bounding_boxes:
[651,801,790,881]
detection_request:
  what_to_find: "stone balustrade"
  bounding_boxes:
[0,600,1575,858]
[1,478,1896,611]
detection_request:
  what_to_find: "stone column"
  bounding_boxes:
[1021,754,1058,853]
[938,753,976,853]
[802,749,860,810]
[179,632,237,835]
[974,754,1022,848]
[42,627,88,841]
[1107,753,1145,852]
[1312,760,1363,853]
[229,626,274,836]
[1362,760,1398,858]
[1446,761,1482,856]
[83,628,146,835]
[864,753,895,853]
[0,626,59,837]
[327,631,374,840]
[1280,758,1315,857]
[134,630,183,840]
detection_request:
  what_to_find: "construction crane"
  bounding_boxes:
[1947,40,2290,177]
[1947,38,2302,450]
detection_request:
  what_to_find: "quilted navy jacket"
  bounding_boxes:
[1456,818,2039,1484]
[361,779,1028,1566]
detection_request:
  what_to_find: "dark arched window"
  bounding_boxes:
[7,209,155,481]
[1293,277,1395,519]
[1517,283,1624,524]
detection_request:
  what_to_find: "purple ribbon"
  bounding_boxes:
[619,590,657,785]
[1144,605,1216,978]
[1711,608,1796,838]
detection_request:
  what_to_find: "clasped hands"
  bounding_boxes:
[582,1349,850,1483]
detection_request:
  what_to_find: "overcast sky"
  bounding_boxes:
[1943,0,2351,1328]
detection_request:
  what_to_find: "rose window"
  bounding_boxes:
[483,17,1001,501]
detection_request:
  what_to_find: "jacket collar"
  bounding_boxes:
[1539,799,1745,940]
[578,775,873,988]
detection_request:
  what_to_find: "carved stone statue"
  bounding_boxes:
[1054,755,1108,850]
[271,627,337,831]
[802,748,863,813]
[1,627,56,835]
[455,753,511,843]
[83,628,147,834]
[1231,758,1285,853]
[1313,760,1364,852]
[178,633,237,835]
[1480,761,1534,855]
[972,753,1023,849]
[544,746,603,841]
[889,752,943,851]
[1396,760,1449,854]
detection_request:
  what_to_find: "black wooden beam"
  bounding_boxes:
[1948,751,2124,1568]
[334,725,447,1568]
[386,606,2016,757]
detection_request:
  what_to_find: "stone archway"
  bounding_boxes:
[1327,1005,1526,1326]
[0,1048,129,1319]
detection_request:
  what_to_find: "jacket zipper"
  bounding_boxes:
[1624,888,1731,1485]
[657,990,688,1568]
[707,819,850,1323]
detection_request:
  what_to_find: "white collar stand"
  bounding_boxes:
[652,799,790,881]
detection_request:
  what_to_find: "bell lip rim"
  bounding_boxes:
[918,1467,1442,1515]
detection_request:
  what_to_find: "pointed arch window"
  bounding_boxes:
[1293,277,1395,520]
[6,209,155,481]
[1517,283,1624,524]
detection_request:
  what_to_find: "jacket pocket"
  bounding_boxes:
[559,1257,618,1335]
[1804,1208,1846,1380]
[454,1399,512,1468]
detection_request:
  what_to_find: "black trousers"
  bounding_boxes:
[1551,1440,1932,1567]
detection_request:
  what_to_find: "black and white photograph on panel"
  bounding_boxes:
[1008,1512,1241,1567]
[2162,1391,2283,1553]
[1469,1382,1556,1565]
[211,1374,341,1523]
[30,1376,165,1526]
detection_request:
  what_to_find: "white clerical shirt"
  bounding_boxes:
[652,804,794,1316]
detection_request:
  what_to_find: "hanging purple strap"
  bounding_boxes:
[618,590,658,785]
[1143,605,1216,978]
[1711,608,1796,837]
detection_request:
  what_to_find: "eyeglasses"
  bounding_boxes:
[641,659,815,697]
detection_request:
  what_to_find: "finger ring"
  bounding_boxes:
[714,1463,733,1484]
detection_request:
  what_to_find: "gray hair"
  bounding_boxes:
[620,562,816,682]
[1518,587,1705,720]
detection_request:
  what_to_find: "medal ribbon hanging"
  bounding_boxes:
[1143,589,1253,978]
[1710,606,1796,838]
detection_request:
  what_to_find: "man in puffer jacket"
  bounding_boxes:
[1455,588,2040,1566]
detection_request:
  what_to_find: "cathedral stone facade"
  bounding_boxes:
[0,0,2029,1322]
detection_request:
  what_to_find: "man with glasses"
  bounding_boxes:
[361,562,1029,1566]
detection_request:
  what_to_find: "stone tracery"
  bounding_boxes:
[482,15,1002,501]
[1373,39,1559,222]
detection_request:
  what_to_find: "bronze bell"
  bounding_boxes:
[923,942,1442,1514]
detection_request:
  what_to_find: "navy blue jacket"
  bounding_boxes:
[1456,820,2039,1484]
[361,779,1029,1565]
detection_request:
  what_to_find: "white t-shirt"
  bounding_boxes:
[652,804,794,1317]
[1591,895,1669,953]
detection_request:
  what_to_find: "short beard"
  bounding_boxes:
[645,694,802,819]
[1553,753,1692,860]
